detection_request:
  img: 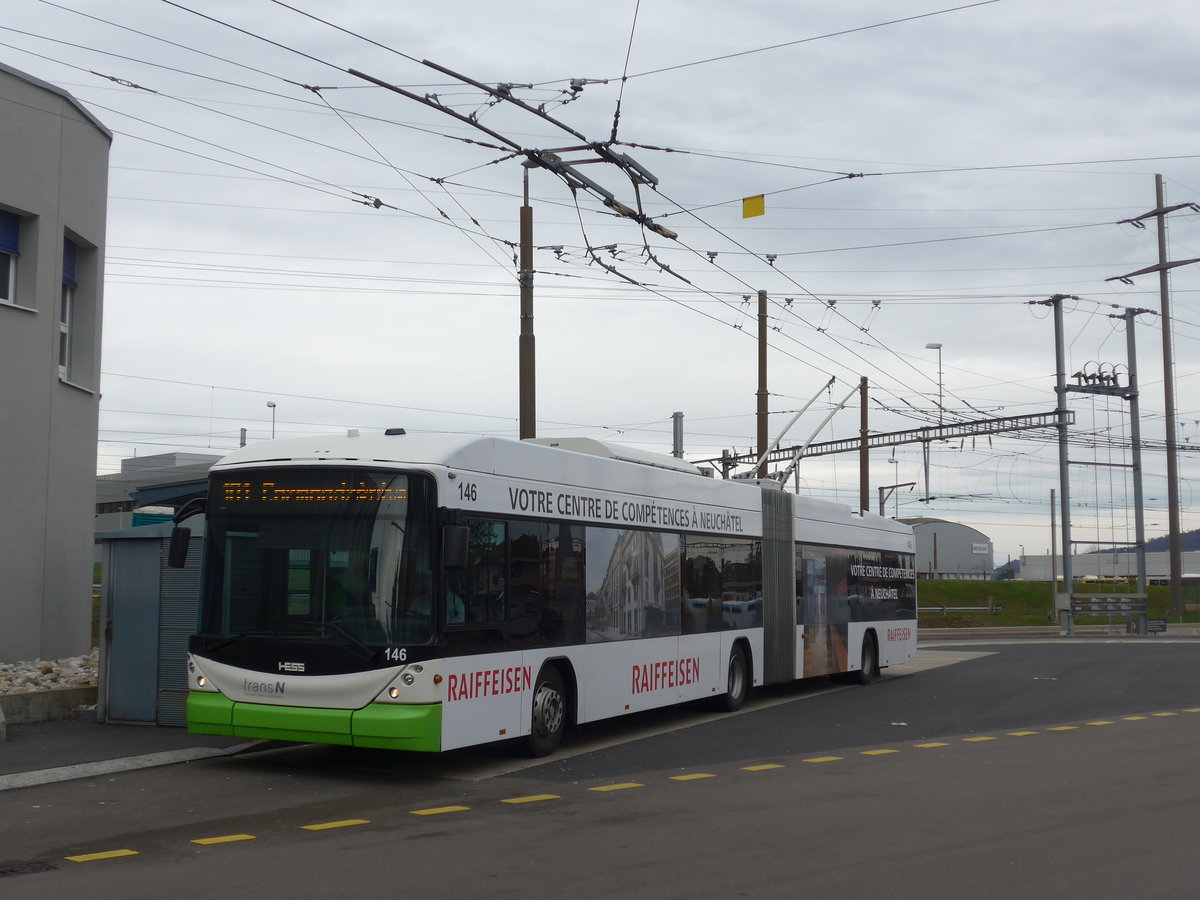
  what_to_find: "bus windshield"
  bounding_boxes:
[200,468,435,645]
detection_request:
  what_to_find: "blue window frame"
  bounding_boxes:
[0,211,18,303]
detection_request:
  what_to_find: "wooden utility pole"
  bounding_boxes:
[518,166,535,439]
[1107,176,1200,618]
[757,289,768,478]
[859,377,869,512]
[1050,488,1058,623]
[1155,175,1184,618]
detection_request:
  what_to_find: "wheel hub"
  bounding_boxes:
[532,683,563,737]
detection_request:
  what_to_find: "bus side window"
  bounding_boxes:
[541,522,584,645]
[464,520,506,625]
[508,521,545,641]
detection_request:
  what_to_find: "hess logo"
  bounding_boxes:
[277,661,305,673]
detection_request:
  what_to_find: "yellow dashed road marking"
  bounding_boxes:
[104,706,1200,866]
[65,849,138,863]
[301,819,370,830]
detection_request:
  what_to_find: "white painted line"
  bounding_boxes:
[0,747,230,791]
[891,649,995,674]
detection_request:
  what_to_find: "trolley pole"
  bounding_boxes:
[519,165,536,440]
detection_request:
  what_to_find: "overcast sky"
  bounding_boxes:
[5,0,1200,562]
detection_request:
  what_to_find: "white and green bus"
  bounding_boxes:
[176,431,916,756]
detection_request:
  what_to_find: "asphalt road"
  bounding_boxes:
[4,639,1200,898]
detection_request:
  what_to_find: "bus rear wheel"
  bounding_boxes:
[714,644,749,712]
[854,635,877,685]
[525,665,566,757]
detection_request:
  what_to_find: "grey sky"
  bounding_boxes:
[4,0,1199,561]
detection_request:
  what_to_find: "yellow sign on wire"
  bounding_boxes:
[742,194,765,218]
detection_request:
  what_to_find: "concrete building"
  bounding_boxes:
[1,63,110,661]
[898,517,994,580]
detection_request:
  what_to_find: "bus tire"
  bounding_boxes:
[715,644,749,712]
[854,635,877,685]
[525,664,566,757]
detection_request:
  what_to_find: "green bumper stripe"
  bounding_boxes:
[352,703,442,752]
[188,692,234,730]
[187,692,441,752]
[234,703,355,745]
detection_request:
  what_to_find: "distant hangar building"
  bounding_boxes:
[898,517,994,580]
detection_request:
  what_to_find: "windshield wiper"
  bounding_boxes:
[300,620,376,660]
[205,632,256,654]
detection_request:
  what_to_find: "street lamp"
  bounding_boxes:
[266,400,276,438]
[925,342,943,425]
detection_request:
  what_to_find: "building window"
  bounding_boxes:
[59,238,77,378]
[0,211,18,303]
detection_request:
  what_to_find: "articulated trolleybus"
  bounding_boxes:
[176,431,916,756]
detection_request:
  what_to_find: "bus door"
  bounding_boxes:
[798,547,831,677]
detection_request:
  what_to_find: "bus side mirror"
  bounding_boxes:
[442,525,468,570]
[168,526,191,568]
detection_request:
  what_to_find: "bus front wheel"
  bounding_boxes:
[525,665,566,757]
[714,644,749,712]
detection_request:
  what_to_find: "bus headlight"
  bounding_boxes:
[188,656,219,692]
[375,660,442,704]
